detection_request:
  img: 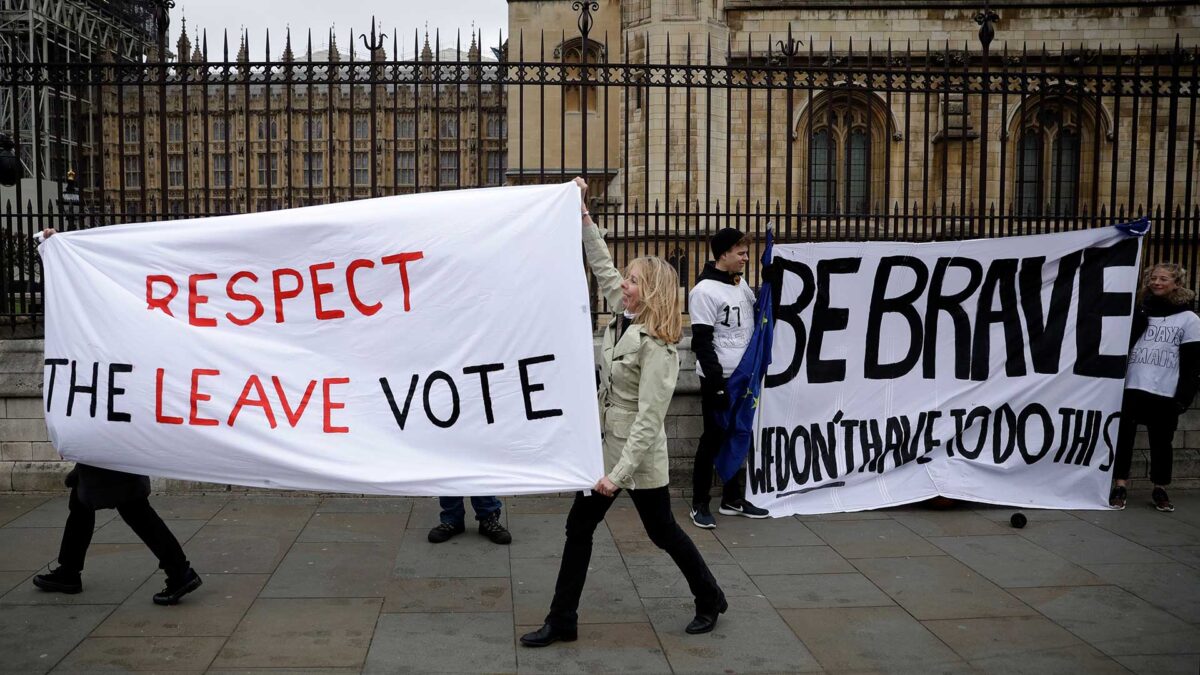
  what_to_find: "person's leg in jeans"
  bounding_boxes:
[1112,390,1142,488]
[629,486,723,613]
[430,497,469,543]
[117,498,189,578]
[1145,410,1179,487]
[469,496,501,521]
[33,488,93,593]
[545,490,616,630]
[439,497,467,526]
[471,496,512,544]
[720,467,747,508]
[690,379,724,521]
[1146,407,1179,511]
[57,488,95,574]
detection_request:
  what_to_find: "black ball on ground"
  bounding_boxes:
[1010,512,1027,529]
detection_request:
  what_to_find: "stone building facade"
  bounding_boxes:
[88,23,507,220]
[509,0,1199,241]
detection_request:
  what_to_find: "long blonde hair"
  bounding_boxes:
[1139,262,1197,306]
[628,257,683,344]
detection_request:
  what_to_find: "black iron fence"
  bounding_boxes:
[2,17,1198,328]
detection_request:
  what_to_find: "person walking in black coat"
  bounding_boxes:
[32,464,203,605]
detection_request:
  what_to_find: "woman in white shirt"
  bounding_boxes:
[1110,263,1200,512]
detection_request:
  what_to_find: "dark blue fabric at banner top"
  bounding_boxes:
[710,219,1150,484]
[715,228,774,483]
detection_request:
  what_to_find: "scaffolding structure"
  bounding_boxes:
[0,0,158,187]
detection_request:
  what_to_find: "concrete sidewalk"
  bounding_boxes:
[1,489,1198,674]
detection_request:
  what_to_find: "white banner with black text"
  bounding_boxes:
[750,226,1142,514]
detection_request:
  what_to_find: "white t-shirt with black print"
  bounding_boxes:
[689,278,756,378]
[1126,310,1200,398]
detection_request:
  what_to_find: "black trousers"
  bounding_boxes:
[691,377,745,507]
[58,487,190,578]
[546,486,723,629]
[1113,389,1179,485]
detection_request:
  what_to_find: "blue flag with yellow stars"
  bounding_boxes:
[715,227,774,483]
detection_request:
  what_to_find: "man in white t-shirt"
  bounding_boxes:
[687,228,769,529]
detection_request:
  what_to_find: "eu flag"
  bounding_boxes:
[715,227,775,482]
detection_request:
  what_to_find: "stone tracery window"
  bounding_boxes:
[800,93,888,215]
[1010,97,1101,218]
[556,38,604,114]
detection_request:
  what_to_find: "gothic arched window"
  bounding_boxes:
[801,93,886,215]
[1008,96,1102,218]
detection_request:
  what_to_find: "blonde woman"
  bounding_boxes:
[1110,263,1200,512]
[520,178,726,648]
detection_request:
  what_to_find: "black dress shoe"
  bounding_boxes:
[685,596,728,634]
[519,623,578,647]
[32,567,82,594]
[153,567,202,605]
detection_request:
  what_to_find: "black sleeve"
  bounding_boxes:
[691,324,726,391]
[1176,340,1200,410]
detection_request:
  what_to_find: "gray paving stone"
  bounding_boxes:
[928,534,1106,588]
[514,621,671,674]
[211,597,381,669]
[1,544,157,606]
[0,570,28,596]
[974,505,1081,522]
[891,509,1011,537]
[383,577,512,613]
[260,542,395,598]
[143,494,230,520]
[729,545,855,575]
[970,644,1130,674]
[751,572,894,609]
[511,555,645,626]
[507,497,577,514]
[1013,585,1200,656]
[393,527,510,578]
[643,595,822,673]
[296,512,407,543]
[1082,562,1200,623]
[1112,653,1200,675]
[794,509,893,521]
[0,604,115,674]
[186,523,302,574]
[90,518,205,545]
[922,615,1086,660]
[92,573,268,637]
[0,526,61,571]
[1153,545,1200,568]
[3,496,116,529]
[807,519,944,558]
[507,512,618,559]
[629,563,757,599]
[1018,519,1173,565]
[615,533,734,567]
[51,635,224,672]
[779,606,966,672]
[603,503,658,542]
[209,496,318,529]
[854,556,1035,620]
[712,514,824,548]
[1070,507,1200,547]
[0,494,50,527]
[316,496,414,515]
[362,611,515,674]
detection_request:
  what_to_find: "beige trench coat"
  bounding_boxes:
[583,223,679,490]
